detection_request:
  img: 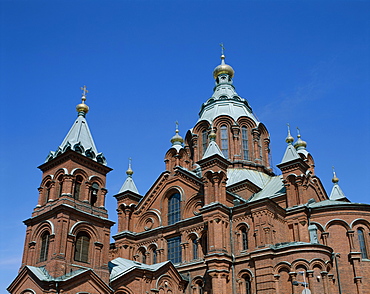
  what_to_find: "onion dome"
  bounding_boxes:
[332,167,339,183]
[285,123,294,144]
[170,122,184,146]
[209,127,216,141]
[126,158,134,177]
[76,85,89,116]
[294,128,307,150]
[213,54,234,79]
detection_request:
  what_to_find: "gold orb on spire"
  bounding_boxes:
[285,123,294,144]
[213,55,235,79]
[332,166,339,183]
[76,85,89,114]
[170,121,184,145]
[126,158,134,176]
[294,128,307,149]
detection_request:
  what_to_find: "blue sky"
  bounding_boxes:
[1,0,369,291]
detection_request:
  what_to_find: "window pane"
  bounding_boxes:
[221,126,229,159]
[167,236,181,264]
[202,130,208,155]
[242,127,249,160]
[358,229,368,259]
[75,232,90,263]
[40,232,50,262]
[168,193,181,225]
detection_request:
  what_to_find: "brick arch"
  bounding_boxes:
[32,220,54,241]
[237,117,258,129]
[292,259,309,271]
[274,261,292,274]
[183,193,203,219]
[136,210,161,231]
[70,168,88,178]
[213,115,235,128]
[40,174,54,186]
[310,221,324,232]
[69,221,100,240]
[237,268,254,279]
[325,219,350,231]
[88,175,105,187]
[156,274,175,290]
[115,286,134,294]
[193,120,211,134]
[21,289,36,294]
[351,218,370,230]
[309,258,325,270]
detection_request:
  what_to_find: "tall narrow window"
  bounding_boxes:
[192,238,198,260]
[220,125,229,159]
[74,232,90,263]
[168,193,181,225]
[140,248,146,264]
[358,229,368,259]
[45,182,51,203]
[153,248,157,264]
[241,227,248,250]
[73,175,83,200]
[242,126,249,160]
[39,232,50,262]
[167,236,181,264]
[244,275,251,294]
[258,138,263,161]
[57,175,63,197]
[202,130,208,155]
[90,182,99,206]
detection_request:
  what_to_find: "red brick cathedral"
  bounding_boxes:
[8,55,370,294]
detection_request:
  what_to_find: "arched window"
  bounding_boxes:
[57,175,63,197]
[138,248,146,264]
[192,238,198,260]
[39,231,50,262]
[200,232,208,256]
[202,130,208,155]
[243,275,251,294]
[220,125,229,159]
[45,181,51,203]
[241,227,248,251]
[358,229,368,259]
[74,232,90,263]
[153,247,158,264]
[90,182,99,206]
[73,175,83,200]
[168,193,181,225]
[242,126,249,160]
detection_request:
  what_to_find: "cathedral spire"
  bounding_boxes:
[294,127,307,151]
[118,158,139,194]
[45,86,106,165]
[329,167,348,201]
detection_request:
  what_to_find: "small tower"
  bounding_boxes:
[19,87,114,288]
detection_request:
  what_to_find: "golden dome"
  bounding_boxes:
[332,175,339,183]
[209,128,216,141]
[213,55,234,79]
[294,134,307,149]
[285,124,294,143]
[171,123,184,145]
[76,102,89,114]
[126,167,134,176]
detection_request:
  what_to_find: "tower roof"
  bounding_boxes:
[118,159,139,194]
[202,128,225,159]
[198,52,259,124]
[45,87,106,165]
[329,169,348,201]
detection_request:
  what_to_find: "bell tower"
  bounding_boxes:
[20,87,114,283]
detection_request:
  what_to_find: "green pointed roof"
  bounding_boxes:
[45,92,106,165]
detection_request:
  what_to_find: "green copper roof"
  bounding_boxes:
[45,113,106,165]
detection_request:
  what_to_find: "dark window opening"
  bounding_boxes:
[74,231,90,263]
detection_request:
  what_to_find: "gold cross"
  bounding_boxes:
[220,43,225,55]
[80,85,88,97]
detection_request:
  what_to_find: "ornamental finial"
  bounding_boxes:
[285,123,294,144]
[220,43,225,56]
[76,85,89,116]
[126,157,133,176]
[332,166,339,183]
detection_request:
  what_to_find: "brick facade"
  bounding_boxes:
[8,56,370,294]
